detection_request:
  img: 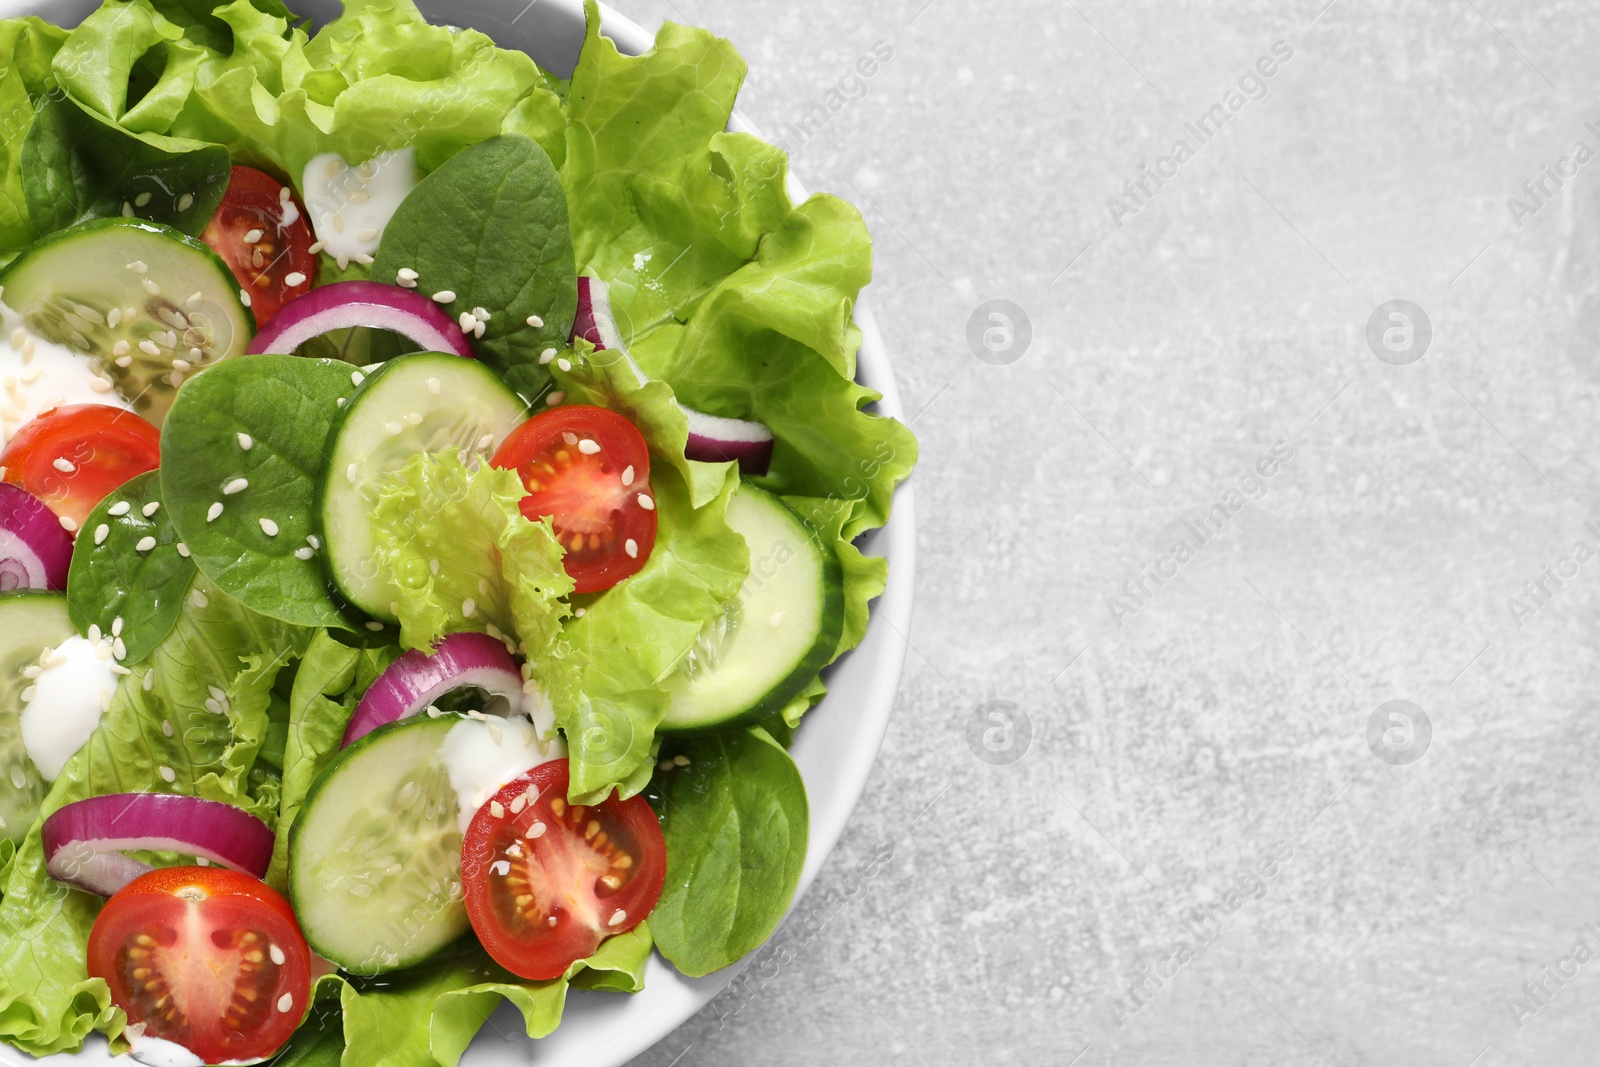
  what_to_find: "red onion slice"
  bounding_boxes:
[571,275,776,475]
[42,793,275,896]
[341,631,524,748]
[248,280,475,359]
[0,483,73,591]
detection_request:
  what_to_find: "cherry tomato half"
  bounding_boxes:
[201,166,316,328]
[1,404,160,527]
[87,867,312,1064]
[490,405,657,594]
[462,759,667,981]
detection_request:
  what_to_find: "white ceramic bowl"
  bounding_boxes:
[0,1,913,1065]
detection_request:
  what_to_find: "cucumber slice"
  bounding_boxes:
[316,353,527,619]
[0,593,76,844]
[661,485,844,733]
[0,219,253,423]
[289,714,467,974]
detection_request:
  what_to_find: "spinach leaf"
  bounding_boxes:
[66,470,195,664]
[21,93,228,237]
[648,726,809,976]
[373,135,577,393]
[161,356,354,630]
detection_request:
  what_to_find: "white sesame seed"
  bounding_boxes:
[176,542,189,557]
[242,228,264,244]
[526,315,544,328]
[307,534,321,549]
[59,515,77,532]
[135,536,156,553]
[577,439,600,455]
[284,272,307,287]
[106,500,131,517]
[404,412,423,426]
[177,193,194,211]
[113,637,126,660]
[476,434,494,451]
[673,754,690,767]
[143,670,155,691]
[138,340,161,357]
[294,547,314,560]
[162,719,173,737]
[223,478,249,495]
[93,524,109,545]
[621,465,635,487]
[52,457,75,473]
[459,312,478,332]
[462,598,477,618]
[624,539,638,559]
[331,212,346,233]
[276,993,293,1013]
[364,620,384,632]
[134,192,153,208]
[269,943,285,966]
[432,290,456,304]
[239,289,252,308]
[187,292,203,308]
[397,268,418,282]
[121,201,134,218]
[351,370,364,387]
[608,910,627,927]
[638,494,654,511]
[107,308,122,329]
[142,278,160,296]
[307,241,325,255]
[259,518,279,536]
[89,377,114,393]
[526,822,546,839]
[207,502,223,522]
[127,261,147,274]
[346,464,358,485]
[158,766,176,783]
[142,501,160,517]
[357,227,380,242]
[426,377,441,396]
[545,391,565,406]
[191,588,208,608]
[474,321,486,339]
[114,355,133,368]
[769,611,786,627]
[556,358,572,373]
[384,421,403,435]
[237,432,253,451]
[538,348,557,365]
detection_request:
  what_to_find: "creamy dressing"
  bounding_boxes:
[20,634,120,781]
[0,300,132,447]
[124,1035,205,1067]
[440,715,566,831]
[301,149,418,269]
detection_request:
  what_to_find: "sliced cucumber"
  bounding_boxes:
[0,219,253,423]
[289,714,467,975]
[316,353,527,620]
[661,485,844,734]
[0,593,76,844]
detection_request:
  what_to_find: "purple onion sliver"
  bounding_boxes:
[341,631,523,748]
[42,793,276,896]
[248,280,475,359]
[0,483,73,591]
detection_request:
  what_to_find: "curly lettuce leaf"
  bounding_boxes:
[0,16,68,262]
[366,450,573,655]
[0,578,309,1056]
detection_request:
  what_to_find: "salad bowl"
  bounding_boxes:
[0,0,914,1065]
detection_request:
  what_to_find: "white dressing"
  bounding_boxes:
[0,300,132,447]
[301,149,418,269]
[440,715,566,832]
[20,634,120,781]
[124,1035,205,1067]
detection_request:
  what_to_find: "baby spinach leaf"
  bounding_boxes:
[21,93,229,237]
[161,356,354,630]
[648,726,809,976]
[373,135,577,392]
[65,470,195,664]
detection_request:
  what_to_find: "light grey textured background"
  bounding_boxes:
[607,1,1600,1065]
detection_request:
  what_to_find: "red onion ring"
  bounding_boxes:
[0,483,73,591]
[248,280,476,359]
[571,276,776,474]
[341,631,524,748]
[42,793,275,896]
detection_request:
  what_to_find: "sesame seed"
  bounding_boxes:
[476,434,494,451]
[269,944,285,966]
[556,358,572,373]
[93,524,109,544]
[384,421,403,435]
[364,621,384,632]
[135,536,156,553]
[397,268,419,282]
[638,494,654,511]
[357,227,380,241]
[433,290,456,304]
[673,754,691,767]
[538,348,557,365]
[113,637,126,660]
[608,910,627,927]
[577,439,600,455]
[138,340,161,357]
[259,518,279,536]
[545,391,565,406]
[462,598,477,618]
[127,260,147,274]
[89,378,114,393]
[307,534,321,549]
[177,193,194,211]
[331,212,346,233]
[574,607,586,617]
[114,355,133,368]
[426,377,441,396]
[624,539,638,558]
[294,547,314,560]
[140,501,159,518]
[526,315,544,328]
[474,321,487,339]
[158,766,176,783]
[769,610,786,627]
[191,588,208,608]
[52,457,75,473]
[142,278,160,296]
[308,241,325,255]
[237,432,253,451]
[621,466,635,486]
[187,292,203,308]
[243,228,264,244]
[459,312,478,332]
[277,993,293,1013]
[284,272,307,287]
[526,822,546,839]
[59,515,77,532]
[239,289,252,308]
[121,201,134,218]
[207,502,223,522]
[404,412,423,426]
[143,671,155,691]
[162,719,173,736]
[489,800,505,818]
[346,464,358,485]
[107,308,122,328]
[176,542,189,557]
[351,370,365,387]
[223,478,248,495]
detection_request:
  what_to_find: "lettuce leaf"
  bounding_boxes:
[0,16,68,262]
[0,578,309,1056]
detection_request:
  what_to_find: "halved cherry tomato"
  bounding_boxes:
[490,405,657,594]
[201,166,316,328]
[87,867,312,1064]
[462,759,666,981]
[1,404,160,526]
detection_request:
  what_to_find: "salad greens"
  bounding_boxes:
[0,0,915,1059]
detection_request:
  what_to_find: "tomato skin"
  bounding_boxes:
[87,867,311,1065]
[1,405,160,526]
[462,760,666,981]
[201,166,316,328]
[490,405,657,594]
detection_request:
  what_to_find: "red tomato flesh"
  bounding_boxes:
[490,405,657,594]
[87,867,312,1064]
[201,166,316,328]
[462,759,666,981]
[1,404,160,526]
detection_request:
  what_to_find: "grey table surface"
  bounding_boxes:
[606,1,1600,1065]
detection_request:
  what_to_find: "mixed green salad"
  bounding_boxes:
[0,1,915,1064]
